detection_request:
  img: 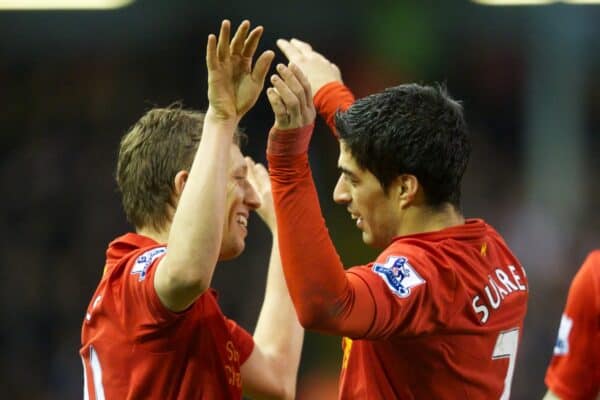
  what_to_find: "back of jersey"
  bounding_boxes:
[434,222,528,399]
[339,219,528,400]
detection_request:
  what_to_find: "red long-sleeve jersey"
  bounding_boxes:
[80,233,254,399]
[267,82,528,399]
[545,250,600,400]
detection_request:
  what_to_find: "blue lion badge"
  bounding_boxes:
[372,256,425,297]
[131,247,167,281]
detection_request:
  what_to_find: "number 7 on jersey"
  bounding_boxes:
[492,328,520,400]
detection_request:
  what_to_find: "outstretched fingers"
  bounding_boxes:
[270,71,300,120]
[206,34,218,70]
[289,63,313,107]
[267,87,289,125]
[252,50,275,83]
[276,39,302,62]
[216,20,231,62]
[242,25,264,58]
[274,63,307,110]
[229,20,250,56]
[290,38,312,54]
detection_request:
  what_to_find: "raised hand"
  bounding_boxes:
[245,157,275,231]
[267,63,317,131]
[276,38,342,96]
[206,20,275,122]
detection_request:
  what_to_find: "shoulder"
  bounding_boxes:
[570,250,600,305]
[104,244,167,282]
[581,250,600,275]
[376,240,456,279]
[350,242,441,299]
[572,250,600,287]
[129,246,167,281]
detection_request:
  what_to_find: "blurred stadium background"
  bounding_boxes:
[0,0,598,398]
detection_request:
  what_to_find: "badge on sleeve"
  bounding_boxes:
[131,247,167,281]
[372,256,425,297]
[553,314,573,355]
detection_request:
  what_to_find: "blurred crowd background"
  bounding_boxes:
[0,1,598,399]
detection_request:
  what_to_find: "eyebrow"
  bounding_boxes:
[338,166,358,180]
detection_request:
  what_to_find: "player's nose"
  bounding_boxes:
[333,175,350,205]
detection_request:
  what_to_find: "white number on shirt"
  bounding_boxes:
[82,345,106,400]
[492,328,519,400]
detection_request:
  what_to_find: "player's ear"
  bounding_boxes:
[173,170,189,198]
[395,174,419,209]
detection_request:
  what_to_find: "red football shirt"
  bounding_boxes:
[338,221,528,399]
[545,250,600,400]
[268,82,528,399]
[80,233,254,400]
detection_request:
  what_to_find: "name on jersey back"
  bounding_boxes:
[471,265,527,324]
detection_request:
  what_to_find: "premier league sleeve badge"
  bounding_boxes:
[372,256,426,298]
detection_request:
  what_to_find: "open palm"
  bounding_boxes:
[207,20,274,122]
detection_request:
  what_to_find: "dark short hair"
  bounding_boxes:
[334,83,470,208]
[116,105,245,230]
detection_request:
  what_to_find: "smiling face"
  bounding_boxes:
[333,141,404,249]
[218,144,261,260]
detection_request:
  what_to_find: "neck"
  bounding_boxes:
[399,203,465,236]
[136,225,170,244]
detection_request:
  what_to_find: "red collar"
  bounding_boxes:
[106,233,162,262]
[391,218,488,244]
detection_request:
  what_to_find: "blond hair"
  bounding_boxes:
[116,106,243,231]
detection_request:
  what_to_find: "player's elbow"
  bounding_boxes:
[296,311,319,330]
[165,265,211,294]
[161,258,212,292]
[295,304,333,331]
[269,364,298,400]
[155,259,211,311]
[268,382,296,400]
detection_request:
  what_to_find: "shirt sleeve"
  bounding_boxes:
[313,81,355,137]
[545,251,600,400]
[348,246,458,340]
[226,318,255,365]
[268,125,377,338]
[120,247,189,335]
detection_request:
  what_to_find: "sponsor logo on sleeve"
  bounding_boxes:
[131,247,166,281]
[553,314,573,355]
[372,256,425,298]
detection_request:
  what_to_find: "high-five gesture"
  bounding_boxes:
[207,20,275,122]
[267,63,316,131]
[276,38,342,97]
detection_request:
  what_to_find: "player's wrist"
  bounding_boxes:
[312,78,342,98]
[205,107,240,129]
[267,123,315,156]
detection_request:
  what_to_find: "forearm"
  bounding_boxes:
[266,64,374,336]
[268,125,352,330]
[252,231,303,394]
[165,110,237,290]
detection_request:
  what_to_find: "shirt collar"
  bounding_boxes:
[391,218,487,244]
[106,232,161,263]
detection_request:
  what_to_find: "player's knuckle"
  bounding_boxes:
[287,98,299,108]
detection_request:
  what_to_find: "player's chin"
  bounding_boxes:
[361,231,373,246]
[362,231,385,249]
[219,239,246,261]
